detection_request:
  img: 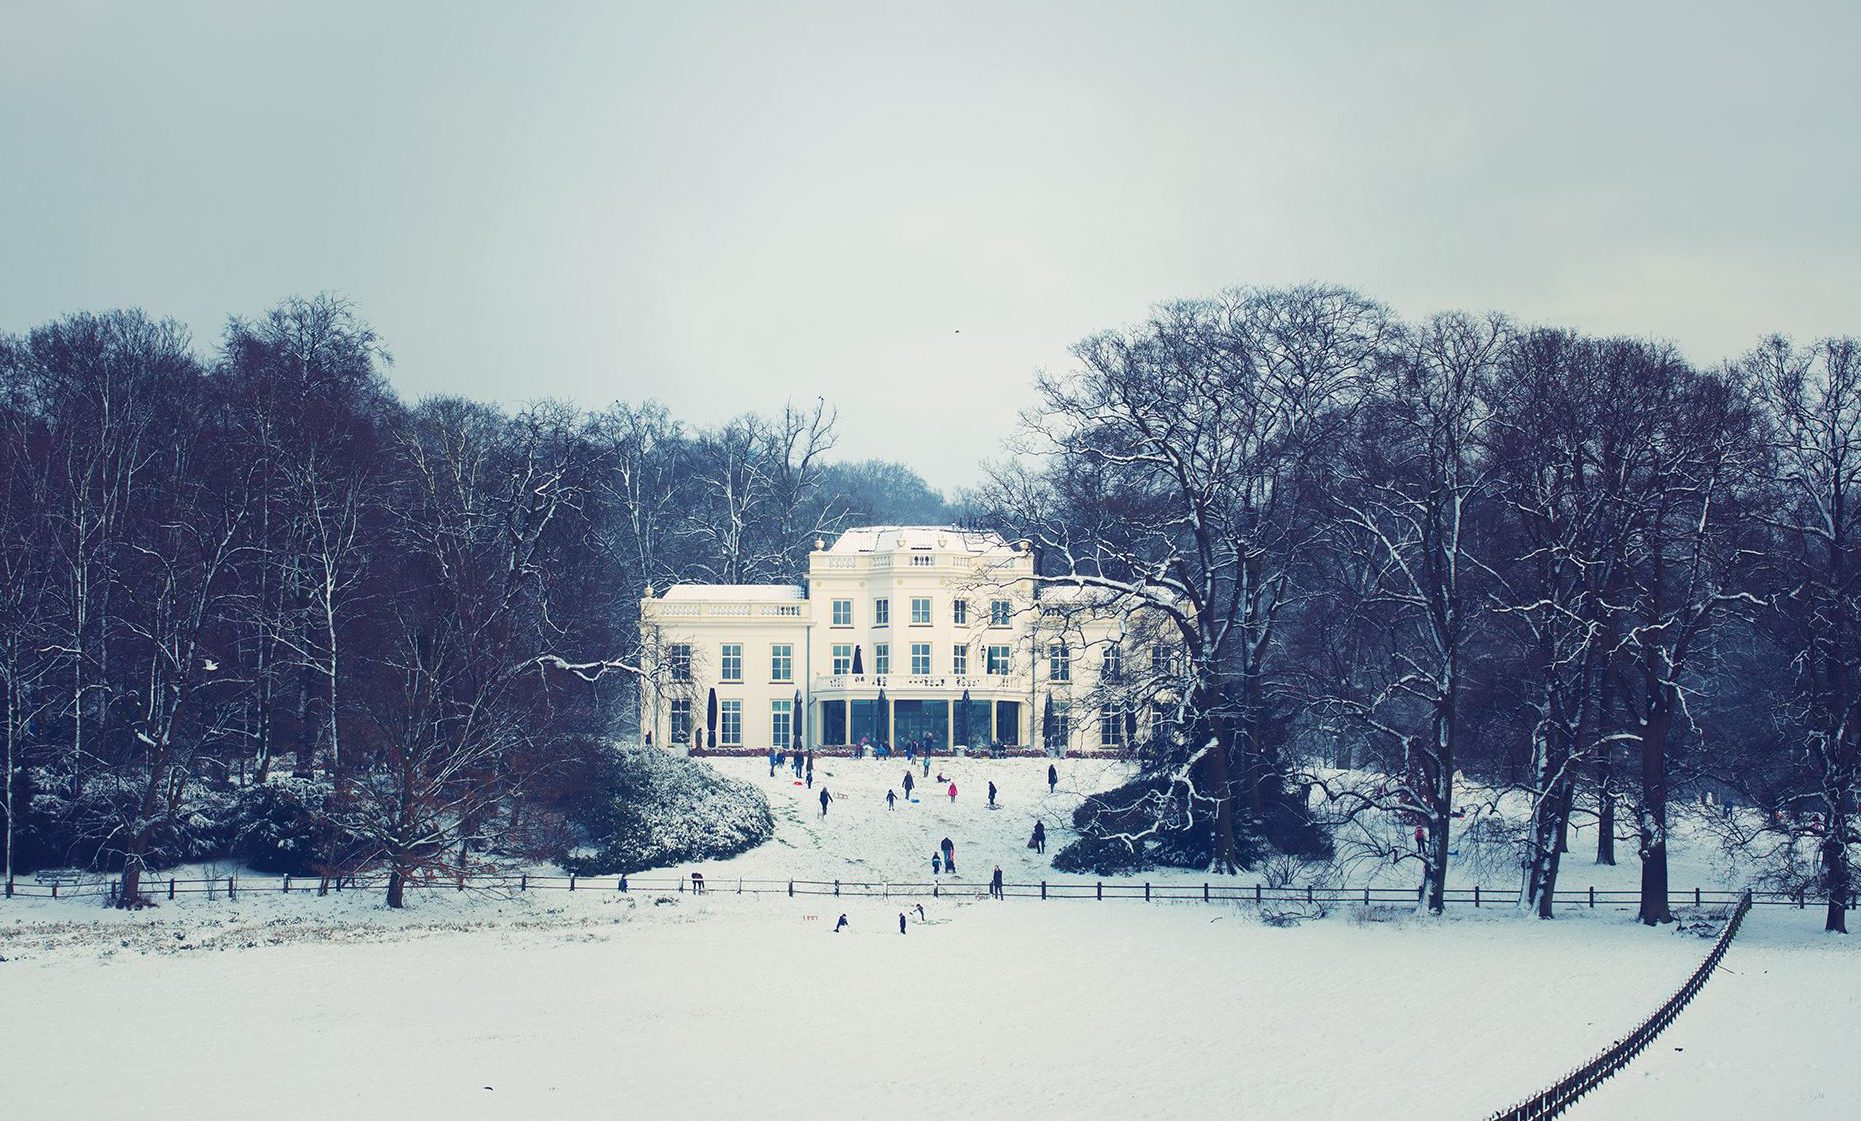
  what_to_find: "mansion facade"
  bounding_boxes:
[638,526,1173,755]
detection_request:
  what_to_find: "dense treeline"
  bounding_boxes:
[987,285,1860,931]
[5,286,1857,931]
[0,296,952,905]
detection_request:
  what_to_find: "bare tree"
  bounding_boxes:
[1742,334,1861,932]
[994,284,1391,871]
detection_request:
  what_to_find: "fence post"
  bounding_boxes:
[1204,882,1210,902]
[1694,887,1701,908]
[1144,882,1150,902]
[50,880,57,899]
[570,874,577,891]
[933,882,939,898]
[168,878,175,900]
[834,880,840,897]
[1364,887,1371,906]
[1096,881,1103,901]
[1307,884,1314,905]
[1255,883,1262,905]
[520,873,527,892]
[228,876,236,901]
[788,880,794,897]
[1589,885,1595,908]
[1041,880,1047,900]
[283,875,291,894]
[1474,885,1480,908]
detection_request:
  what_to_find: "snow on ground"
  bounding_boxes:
[1569,906,1861,1119]
[2,889,1714,1121]
[2,753,1849,1121]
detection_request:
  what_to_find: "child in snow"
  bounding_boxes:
[947,781,958,803]
[989,865,1004,899]
[886,789,897,810]
[932,852,943,875]
[914,903,926,922]
[819,788,833,817]
[898,912,907,934]
[834,913,849,933]
[987,781,997,807]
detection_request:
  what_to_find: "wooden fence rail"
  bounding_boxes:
[0,873,1837,911]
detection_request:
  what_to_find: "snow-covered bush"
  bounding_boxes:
[559,749,773,875]
[1053,773,1331,876]
[19,766,236,872]
[227,778,343,874]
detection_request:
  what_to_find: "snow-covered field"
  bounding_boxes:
[2,754,1854,1121]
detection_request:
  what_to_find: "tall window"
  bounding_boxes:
[874,598,890,626]
[953,644,968,675]
[986,645,1011,675]
[771,699,793,747]
[990,599,1012,627]
[832,644,853,675]
[875,643,891,675]
[1101,644,1123,683]
[953,599,969,625]
[911,642,932,675]
[720,699,743,746]
[1046,700,1071,749]
[831,599,853,626]
[910,596,932,624]
[1151,644,1173,675]
[720,643,742,682]
[670,698,692,744]
[1100,705,1125,747]
[1048,642,1071,682]
[668,644,692,682]
[771,643,793,682]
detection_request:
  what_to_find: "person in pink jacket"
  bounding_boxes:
[947,781,958,803]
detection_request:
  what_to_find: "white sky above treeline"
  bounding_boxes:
[2,1,1856,490]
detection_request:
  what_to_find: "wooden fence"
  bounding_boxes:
[0,872,1837,912]
[1482,890,1752,1120]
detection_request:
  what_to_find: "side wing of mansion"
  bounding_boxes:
[638,526,1178,755]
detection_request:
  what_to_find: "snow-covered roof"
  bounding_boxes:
[824,526,1017,555]
[659,584,806,602]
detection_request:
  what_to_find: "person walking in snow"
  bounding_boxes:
[903,771,915,800]
[886,789,897,810]
[940,836,956,875]
[1032,819,1046,854]
[899,912,907,935]
[794,751,804,778]
[806,760,814,789]
[989,865,1004,900]
[834,913,849,933]
[914,903,926,922]
[923,752,931,778]
[1048,763,1058,793]
[819,787,833,817]
[987,780,997,808]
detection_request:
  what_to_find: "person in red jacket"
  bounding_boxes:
[947,781,958,803]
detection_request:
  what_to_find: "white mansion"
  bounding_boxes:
[639,526,1171,755]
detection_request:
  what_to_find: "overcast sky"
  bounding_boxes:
[3,1,1857,490]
